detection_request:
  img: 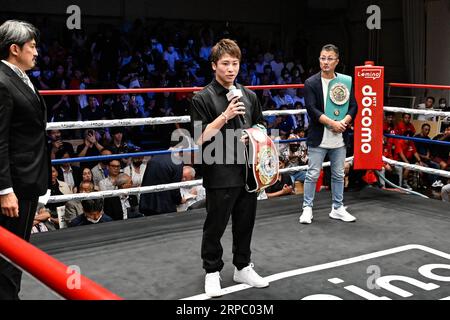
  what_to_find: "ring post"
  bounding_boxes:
[354,61,384,170]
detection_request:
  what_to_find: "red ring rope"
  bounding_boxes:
[0,226,122,300]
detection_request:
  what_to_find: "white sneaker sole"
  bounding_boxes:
[329,212,356,222]
[299,217,313,224]
[233,276,269,288]
[205,290,223,298]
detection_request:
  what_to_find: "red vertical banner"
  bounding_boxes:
[354,61,384,170]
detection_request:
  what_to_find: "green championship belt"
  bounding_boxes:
[325,73,352,121]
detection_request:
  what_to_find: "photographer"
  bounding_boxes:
[47,129,75,160]
[76,129,104,169]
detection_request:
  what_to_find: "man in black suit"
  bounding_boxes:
[55,149,82,192]
[139,144,183,215]
[0,20,50,300]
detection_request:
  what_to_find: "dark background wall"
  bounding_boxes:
[1,0,448,91]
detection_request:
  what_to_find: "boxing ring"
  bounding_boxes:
[1,79,450,300]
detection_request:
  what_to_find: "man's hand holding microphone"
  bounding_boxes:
[225,85,246,125]
[224,85,249,144]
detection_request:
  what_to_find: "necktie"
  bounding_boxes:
[5,61,37,95]
[20,74,36,93]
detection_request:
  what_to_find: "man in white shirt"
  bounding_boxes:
[416,96,436,121]
[163,45,180,72]
[177,166,205,212]
[299,44,358,225]
[99,159,121,191]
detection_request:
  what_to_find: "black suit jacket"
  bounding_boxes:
[139,153,183,215]
[0,62,50,199]
[304,72,358,147]
[57,165,82,190]
[103,195,141,220]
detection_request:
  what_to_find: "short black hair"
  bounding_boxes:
[110,126,124,135]
[101,146,113,154]
[321,44,339,58]
[55,148,69,160]
[81,198,103,213]
[426,96,435,103]
[421,123,431,129]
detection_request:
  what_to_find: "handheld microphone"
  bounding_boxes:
[226,85,246,124]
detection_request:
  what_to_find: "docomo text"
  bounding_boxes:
[360,85,377,154]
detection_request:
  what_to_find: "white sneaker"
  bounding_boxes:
[233,263,269,288]
[299,207,313,224]
[205,272,222,298]
[329,206,356,222]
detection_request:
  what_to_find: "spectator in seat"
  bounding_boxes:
[265,156,294,198]
[77,129,104,169]
[45,166,73,227]
[92,147,113,188]
[416,96,436,121]
[272,89,294,109]
[108,127,131,167]
[414,123,443,187]
[81,96,104,121]
[431,124,450,170]
[395,113,415,136]
[123,154,147,188]
[441,181,450,202]
[393,130,423,190]
[438,98,449,112]
[31,206,55,234]
[99,159,122,191]
[77,167,99,192]
[64,181,95,225]
[381,136,400,187]
[47,129,75,159]
[383,111,396,134]
[68,198,112,227]
[177,166,206,212]
[103,173,142,220]
[55,149,81,193]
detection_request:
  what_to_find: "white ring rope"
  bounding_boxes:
[47,107,449,130]
[383,106,450,118]
[47,157,354,203]
[383,157,450,179]
[262,109,308,116]
[46,110,308,130]
[46,116,191,130]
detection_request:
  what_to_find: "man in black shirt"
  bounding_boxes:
[190,39,269,298]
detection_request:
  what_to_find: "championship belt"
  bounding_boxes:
[243,128,279,193]
[325,73,352,121]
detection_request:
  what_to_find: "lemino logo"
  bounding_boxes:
[358,68,382,80]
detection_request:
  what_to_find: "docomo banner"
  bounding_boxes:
[354,62,384,170]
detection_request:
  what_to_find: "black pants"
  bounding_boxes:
[0,197,38,300]
[202,187,257,273]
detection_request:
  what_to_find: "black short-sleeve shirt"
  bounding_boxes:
[190,79,264,189]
